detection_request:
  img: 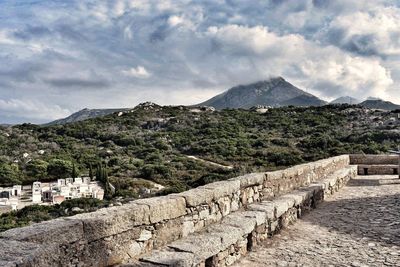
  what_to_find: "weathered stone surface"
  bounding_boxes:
[349,154,397,165]
[168,234,224,261]
[175,187,213,207]
[249,202,275,220]
[0,240,58,267]
[282,191,306,206]
[202,180,241,200]
[272,197,293,218]
[70,203,150,242]
[153,217,185,248]
[265,170,284,181]
[240,210,267,226]
[229,173,265,188]
[140,250,198,267]
[0,218,83,244]
[135,195,186,224]
[206,224,244,249]
[222,212,257,235]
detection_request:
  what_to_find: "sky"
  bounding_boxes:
[0,0,400,124]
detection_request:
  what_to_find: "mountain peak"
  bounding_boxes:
[331,96,361,105]
[197,77,326,109]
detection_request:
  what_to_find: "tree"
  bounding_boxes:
[89,164,94,180]
[71,163,79,178]
[96,162,113,199]
[0,163,20,186]
[47,159,73,179]
[26,160,48,179]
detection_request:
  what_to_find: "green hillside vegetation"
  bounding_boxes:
[0,103,399,198]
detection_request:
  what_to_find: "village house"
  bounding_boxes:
[0,177,104,211]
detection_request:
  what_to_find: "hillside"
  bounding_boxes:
[359,100,400,111]
[1,104,399,199]
[46,108,129,125]
[197,77,326,109]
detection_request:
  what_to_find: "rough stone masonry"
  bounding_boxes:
[0,155,360,266]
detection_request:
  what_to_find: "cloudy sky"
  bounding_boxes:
[1,0,400,124]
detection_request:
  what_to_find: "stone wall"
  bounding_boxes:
[0,155,351,267]
[140,166,357,267]
[349,154,399,175]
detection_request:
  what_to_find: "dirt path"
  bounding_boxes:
[186,155,233,170]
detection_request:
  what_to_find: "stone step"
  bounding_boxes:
[124,166,356,267]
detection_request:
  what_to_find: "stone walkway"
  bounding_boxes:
[233,175,400,267]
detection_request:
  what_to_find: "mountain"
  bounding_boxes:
[46,108,129,125]
[280,94,327,107]
[197,77,326,109]
[331,96,361,105]
[366,96,383,101]
[359,100,400,111]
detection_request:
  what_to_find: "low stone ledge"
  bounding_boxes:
[349,154,398,165]
[248,202,275,220]
[202,180,241,200]
[174,187,214,207]
[357,164,399,175]
[68,203,150,242]
[140,250,198,267]
[0,218,83,245]
[229,173,265,188]
[0,240,59,267]
[135,195,186,224]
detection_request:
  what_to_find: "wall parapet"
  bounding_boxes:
[0,155,351,267]
[349,154,399,175]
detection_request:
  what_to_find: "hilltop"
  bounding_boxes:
[47,108,129,125]
[197,77,326,109]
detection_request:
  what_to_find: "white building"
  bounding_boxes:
[32,177,104,204]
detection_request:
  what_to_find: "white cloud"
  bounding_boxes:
[0,30,15,45]
[0,0,400,123]
[0,99,71,122]
[322,6,400,56]
[122,66,151,78]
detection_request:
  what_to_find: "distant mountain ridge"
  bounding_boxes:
[46,108,129,125]
[43,78,400,126]
[359,100,400,111]
[197,77,326,109]
[331,96,361,105]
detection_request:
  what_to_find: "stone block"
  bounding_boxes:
[222,212,257,235]
[283,191,306,206]
[230,173,265,188]
[283,167,297,179]
[0,218,83,245]
[153,217,184,248]
[240,210,267,226]
[140,250,198,267]
[202,180,240,200]
[249,201,275,220]
[265,170,284,181]
[70,203,149,242]
[272,197,293,218]
[175,187,213,207]
[206,224,245,250]
[135,195,186,224]
[168,234,225,260]
[0,239,59,267]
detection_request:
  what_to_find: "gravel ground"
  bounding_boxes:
[233,175,400,267]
